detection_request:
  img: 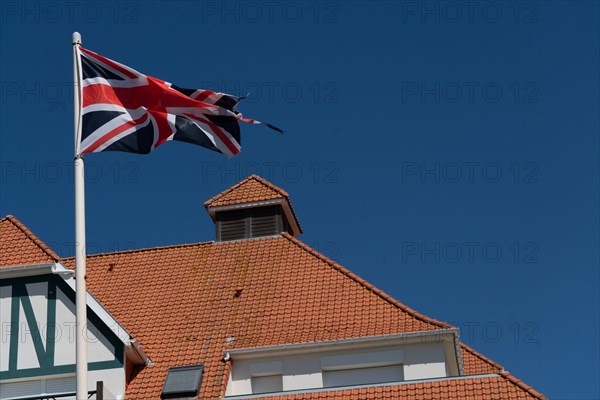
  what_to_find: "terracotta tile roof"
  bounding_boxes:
[60,233,544,399]
[257,374,545,399]
[63,236,449,398]
[0,215,59,268]
[204,175,289,207]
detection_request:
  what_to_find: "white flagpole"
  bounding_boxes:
[72,31,88,399]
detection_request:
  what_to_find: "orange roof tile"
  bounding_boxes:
[0,215,59,268]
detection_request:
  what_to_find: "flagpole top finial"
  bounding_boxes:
[72,32,81,45]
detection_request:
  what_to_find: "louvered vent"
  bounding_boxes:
[218,211,248,241]
[216,206,288,242]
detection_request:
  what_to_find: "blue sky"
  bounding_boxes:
[0,1,598,398]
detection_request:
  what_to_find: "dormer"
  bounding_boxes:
[224,330,462,397]
[204,175,302,242]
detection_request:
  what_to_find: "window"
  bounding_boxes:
[323,364,404,388]
[251,374,283,394]
[162,364,203,399]
[320,349,404,388]
[248,360,283,394]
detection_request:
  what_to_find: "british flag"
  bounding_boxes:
[76,46,280,157]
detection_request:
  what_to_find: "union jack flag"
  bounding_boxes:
[76,46,280,157]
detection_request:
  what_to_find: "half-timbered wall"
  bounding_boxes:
[0,274,125,399]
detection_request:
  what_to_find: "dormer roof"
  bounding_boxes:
[204,175,302,238]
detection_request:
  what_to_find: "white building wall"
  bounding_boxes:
[89,368,125,399]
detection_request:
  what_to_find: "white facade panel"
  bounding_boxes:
[0,286,12,372]
[53,289,76,367]
[25,282,48,341]
[403,342,447,381]
[87,323,116,363]
[52,287,116,367]
[89,368,125,400]
[17,304,40,370]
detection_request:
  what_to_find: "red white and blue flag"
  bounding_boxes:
[76,47,280,157]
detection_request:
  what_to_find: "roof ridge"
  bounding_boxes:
[2,215,60,261]
[203,175,288,207]
[499,371,547,399]
[281,233,452,331]
[62,240,213,261]
[460,343,504,371]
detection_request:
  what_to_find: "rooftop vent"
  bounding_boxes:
[215,205,290,241]
[161,364,203,399]
[204,176,302,242]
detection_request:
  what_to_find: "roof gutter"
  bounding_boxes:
[0,262,65,279]
[226,329,460,359]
